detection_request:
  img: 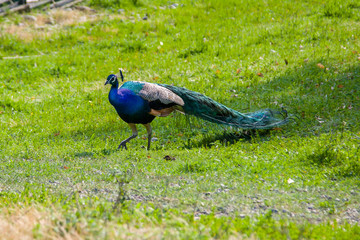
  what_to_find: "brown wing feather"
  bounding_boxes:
[138,82,184,106]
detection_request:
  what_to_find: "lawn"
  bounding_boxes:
[0,0,360,238]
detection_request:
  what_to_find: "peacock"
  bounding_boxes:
[105,70,289,150]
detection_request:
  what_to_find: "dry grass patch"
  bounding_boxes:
[3,24,50,42]
[0,9,105,42]
[0,205,238,240]
[50,9,93,26]
[0,206,80,240]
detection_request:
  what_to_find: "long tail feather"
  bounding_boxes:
[159,84,289,129]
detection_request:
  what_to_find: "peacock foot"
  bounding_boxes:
[118,141,128,150]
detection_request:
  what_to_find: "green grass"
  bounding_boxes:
[0,0,360,238]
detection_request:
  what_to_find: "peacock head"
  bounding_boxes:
[105,74,118,87]
[105,70,124,87]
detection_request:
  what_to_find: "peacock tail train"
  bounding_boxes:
[158,84,289,129]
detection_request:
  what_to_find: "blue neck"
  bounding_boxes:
[111,81,119,89]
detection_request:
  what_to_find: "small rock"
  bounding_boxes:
[118,9,125,13]
[164,155,175,161]
[217,207,225,212]
[271,209,279,214]
[239,214,246,218]
[216,188,229,193]
[204,192,211,196]
[195,211,210,216]
[282,209,289,213]
[285,211,295,217]
[151,137,158,142]
[45,16,55,25]
[287,178,294,184]
[23,15,37,22]
[169,3,179,9]
[74,6,96,12]
[259,205,267,209]
[323,195,332,200]
[142,14,148,20]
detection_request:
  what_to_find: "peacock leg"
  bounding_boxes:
[143,123,152,150]
[118,123,138,150]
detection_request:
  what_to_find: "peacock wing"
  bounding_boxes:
[138,82,185,106]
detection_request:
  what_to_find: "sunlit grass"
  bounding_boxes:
[0,0,359,238]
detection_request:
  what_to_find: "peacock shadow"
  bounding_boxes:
[181,129,272,149]
[155,113,282,149]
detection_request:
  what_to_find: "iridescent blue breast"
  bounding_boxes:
[108,87,155,124]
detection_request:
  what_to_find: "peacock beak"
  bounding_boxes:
[104,79,110,85]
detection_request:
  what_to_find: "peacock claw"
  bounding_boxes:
[118,142,128,150]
